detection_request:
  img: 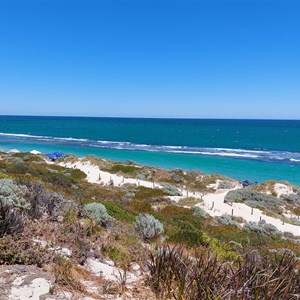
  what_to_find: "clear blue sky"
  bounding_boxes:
[0,0,299,119]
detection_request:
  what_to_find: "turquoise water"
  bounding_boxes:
[0,116,299,185]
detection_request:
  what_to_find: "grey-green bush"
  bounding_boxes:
[225,187,283,211]
[83,202,113,226]
[243,220,283,237]
[191,206,209,219]
[217,214,241,228]
[217,181,234,190]
[134,214,164,240]
[0,179,30,210]
[162,185,182,196]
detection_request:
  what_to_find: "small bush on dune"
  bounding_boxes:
[0,203,25,237]
[225,187,284,212]
[134,214,164,240]
[0,233,49,266]
[0,179,30,210]
[244,220,283,237]
[168,221,205,247]
[160,205,191,218]
[128,199,152,214]
[162,185,182,196]
[23,180,76,221]
[53,256,86,292]
[83,202,114,226]
[178,197,201,207]
[217,181,235,189]
[283,193,300,203]
[101,243,130,263]
[191,206,209,218]
[134,186,166,200]
[109,164,140,174]
[217,214,241,228]
[100,201,135,222]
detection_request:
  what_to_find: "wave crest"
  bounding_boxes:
[1,132,299,163]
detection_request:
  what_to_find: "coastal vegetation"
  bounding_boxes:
[0,151,300,299]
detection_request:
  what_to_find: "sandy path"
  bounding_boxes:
[59,159,300,236]
[60,160,162,189]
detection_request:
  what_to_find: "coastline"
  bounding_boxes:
[1,142,300,185]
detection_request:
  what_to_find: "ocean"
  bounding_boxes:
[0,116,299,185]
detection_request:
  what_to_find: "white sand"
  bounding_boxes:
[9,278,51,300]
[85,258,139,283]
[59,158,300,236]
[274,183,295,198]
[60,159,162,189]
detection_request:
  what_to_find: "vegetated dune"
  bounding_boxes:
[0,152,300,299]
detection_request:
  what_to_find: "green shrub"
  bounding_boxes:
[101,201,135,223]
[110,164,140,174]
[0,172,9,179]
[101,244,130,263]
[134,186,166,200]
[134,214,164,240]
[83,202,114,226]
[168,221,205,247]
[160,205,191,218]
[128,199,152,214]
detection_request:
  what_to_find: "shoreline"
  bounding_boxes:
[1,144,300,186]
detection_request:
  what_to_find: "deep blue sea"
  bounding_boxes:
[0,116,300,185]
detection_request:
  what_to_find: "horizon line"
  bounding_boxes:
[0,114,299,121]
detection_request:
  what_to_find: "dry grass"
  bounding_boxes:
[177,197,202,207]
[148,245,300,300]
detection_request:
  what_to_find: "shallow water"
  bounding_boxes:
[0,116,299,185]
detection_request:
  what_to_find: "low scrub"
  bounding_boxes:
[162,184,182,196]
[108,164,140,174]
[177,197,201,207]
[225,187,284,213]
[134,214,164,241]
[0,203,25,237]
[83,202,114,226]
[101,201,135,223]
[0,179,30,210]
[191,206,209,218]
[0,232,51,266]
[244,220,283,237]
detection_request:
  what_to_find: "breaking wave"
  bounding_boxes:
[1,132,300,164]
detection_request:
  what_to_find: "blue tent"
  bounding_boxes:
[46,152,64,160]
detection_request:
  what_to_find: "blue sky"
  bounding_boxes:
[0,0,299,119]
